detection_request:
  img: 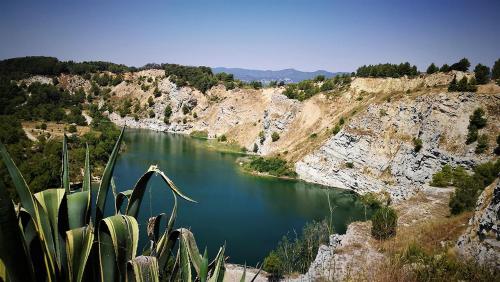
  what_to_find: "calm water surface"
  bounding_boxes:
[109,129,367,265]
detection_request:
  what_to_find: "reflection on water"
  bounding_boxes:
[107,129,369,265]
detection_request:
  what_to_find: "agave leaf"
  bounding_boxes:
[155,193,177,257]
[199,248,209,282]
[156,230,180,277]
[67,191,90,229]
[208,246,225,282]
[115,189,133,215]
[169,248,181,282]
[239,264,246,282]
[126,256,160,282]
[179,234,192,282]
[98,214,139,282]
[0,259,6,282]
[178,229,203,275]
[34,188,68,277]
[95,127,125,224]
[126,165,195,219]
[0,141,37,217]
[62,134,70,193]
[249,263,263,282]
[66,225,94,282]
[0,180,36,282]
[111,177,118,199]
[82,143,91,192]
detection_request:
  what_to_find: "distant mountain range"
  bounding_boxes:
[212,67,342,83]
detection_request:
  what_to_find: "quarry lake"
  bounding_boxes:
[110,129,368,265]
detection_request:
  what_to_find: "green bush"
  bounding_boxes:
[68,124,77,133]
[218,134,227,142]
[271,132,280,142]
[244,156,297,177]
[371,206,398,239]
[413,138,423,152]
[147,96,154,107]
[475,134,489,154]
[189,130,208,139]
[40,123,47,130]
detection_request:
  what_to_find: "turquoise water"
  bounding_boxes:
[109,129,367,265]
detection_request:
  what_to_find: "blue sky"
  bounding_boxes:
[1,0,499,72]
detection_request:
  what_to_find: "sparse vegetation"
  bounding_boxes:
[263,219,330,278]
[475,134,489,154]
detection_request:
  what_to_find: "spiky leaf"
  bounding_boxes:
[126,256,160,282]
[98,214,139,282]
[62,134,70,193]
[66,225,94,282]
[95,127,125,224]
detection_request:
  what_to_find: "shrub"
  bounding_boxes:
[413,138,423,152]
[332,124,341,135]
[371,206,398,239]
[345,162,354,168]
[253,143,258,153]
[149,110,155,118]
[189,130,208,139]
[244,156,297,177]
[147,96,154,107]
[193,112,198,118]
[495,134,500,155]
[475,134,489,154]
[259,131,265,144]
[153,87,161,97]
[164,104,172,121]
[218,134,227,142]
[40,123,47,130]
[68,124,77,133]
[309,133,317,139]
[182,104,190,115]
[271,132,280,142]
[133,114,139,121]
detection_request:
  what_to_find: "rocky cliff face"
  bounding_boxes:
[456,178,500,269]
[296,92,500,200]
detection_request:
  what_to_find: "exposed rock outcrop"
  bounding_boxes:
[296,92,500,200]
[456,177,500,269]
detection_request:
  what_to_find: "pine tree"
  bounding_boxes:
[426,63,439,74]
[492,59,500,84]
[440,64,450,72]
[474,64,490,84]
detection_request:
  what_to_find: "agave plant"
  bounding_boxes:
[0,128,227,282]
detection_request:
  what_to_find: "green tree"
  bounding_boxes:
[450,58,471,71]
[440,64,450,72]
[475,134,489,154]
[426,63,439,74]
[474,64,490,84]
[492,59,500,84]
